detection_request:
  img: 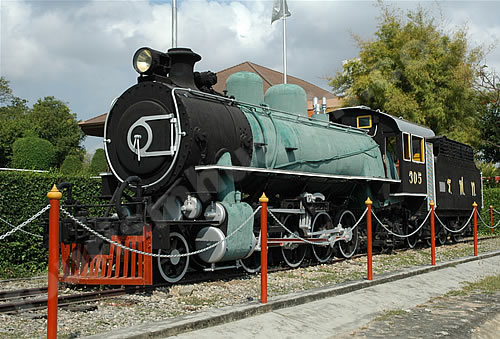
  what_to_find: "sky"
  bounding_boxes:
[1,0,499,153]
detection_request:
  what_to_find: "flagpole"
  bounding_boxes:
[172,0,177,48]
[282,0,287,84]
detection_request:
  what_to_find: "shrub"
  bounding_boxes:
[11,137,56,170]
[89,148,107,175]
[60,154,83,174]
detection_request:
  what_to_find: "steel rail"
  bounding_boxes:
[0,286,48,301]
[0,286,146,314]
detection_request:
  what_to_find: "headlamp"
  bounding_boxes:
[132,47,170,76]
[133,48,152,74]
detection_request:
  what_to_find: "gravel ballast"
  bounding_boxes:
[0,237,499,338]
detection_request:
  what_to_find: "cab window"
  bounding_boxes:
[412,135,424,163]
[402,133,411,161]
[385,136,399,179]
[356,115,372,129]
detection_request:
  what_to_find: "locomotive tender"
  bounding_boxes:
[57,47,482,284]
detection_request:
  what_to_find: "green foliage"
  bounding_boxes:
[475,68,499,163]
[0,171,102,278]
[479,187,500,236]
[329,3,484,147]
[477,105,499,163]
[0,94,31,167]
[0,76,14,105]
[11,137,56,170]
[60,154,83,174]
[477,161,499,179]
[28,97,85,166]
[89,148,107,175]
[0,80,85,169]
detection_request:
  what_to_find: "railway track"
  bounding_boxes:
[0,285,152,314]
[0,286,48,301]
[1,235,497,314]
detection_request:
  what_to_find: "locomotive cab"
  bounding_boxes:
[330,107,435,213]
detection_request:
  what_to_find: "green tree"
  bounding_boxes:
[0,77,14,105]
[0,78,31,167]
[89,148,108,175]
[476,161,499,178]
[27,97,85,166]
[11,137,56,170]
[329,3,484,146]
[475,67,500,163]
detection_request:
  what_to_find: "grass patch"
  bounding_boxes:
[308,273,338,285]
[374,309,407,322]
[179,295,220,306]
[445,274,500,297]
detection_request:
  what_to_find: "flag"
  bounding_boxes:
[271,0,291,24]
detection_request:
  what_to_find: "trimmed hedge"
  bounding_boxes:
[479,187,500,236]
[0,171,102,278]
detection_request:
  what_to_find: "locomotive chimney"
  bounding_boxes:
[167,48,201,89]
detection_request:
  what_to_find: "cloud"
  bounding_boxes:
[1,0,498,153]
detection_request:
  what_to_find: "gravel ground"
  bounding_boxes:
[0,237,499,339]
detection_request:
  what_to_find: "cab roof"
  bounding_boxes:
[332,106,435,137]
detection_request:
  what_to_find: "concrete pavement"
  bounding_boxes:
[87,251,500,339]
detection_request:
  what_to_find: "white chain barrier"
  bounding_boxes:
[371,208,431,238]
[60,206,261,259]
[267,208,368,246]
[493,208,500,215]
[477,212,500,229]
[0,215,44,239]
[0,205,50,241]
[434,210,474,234]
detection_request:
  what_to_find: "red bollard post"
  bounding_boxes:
[491,206,494,235]
[260,193,269,304]
[430,201,436,266]
[366,198,372,281]
[47,185,62,339]
[473,202,478,256]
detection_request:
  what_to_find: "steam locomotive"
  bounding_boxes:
[56,47,482,284]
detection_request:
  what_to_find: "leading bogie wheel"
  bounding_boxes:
[157,232,190,283]
[335,210,359,258]
[311,212,334,263]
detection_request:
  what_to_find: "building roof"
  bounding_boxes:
[214,61,341,110]
[79,62,342,137]
[79,113,107,137]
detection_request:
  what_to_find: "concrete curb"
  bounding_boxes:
[85,250,500,339]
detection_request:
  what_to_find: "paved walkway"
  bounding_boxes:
[339,290,500,338]
[173,255,500,338]
[89,252,500,339]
